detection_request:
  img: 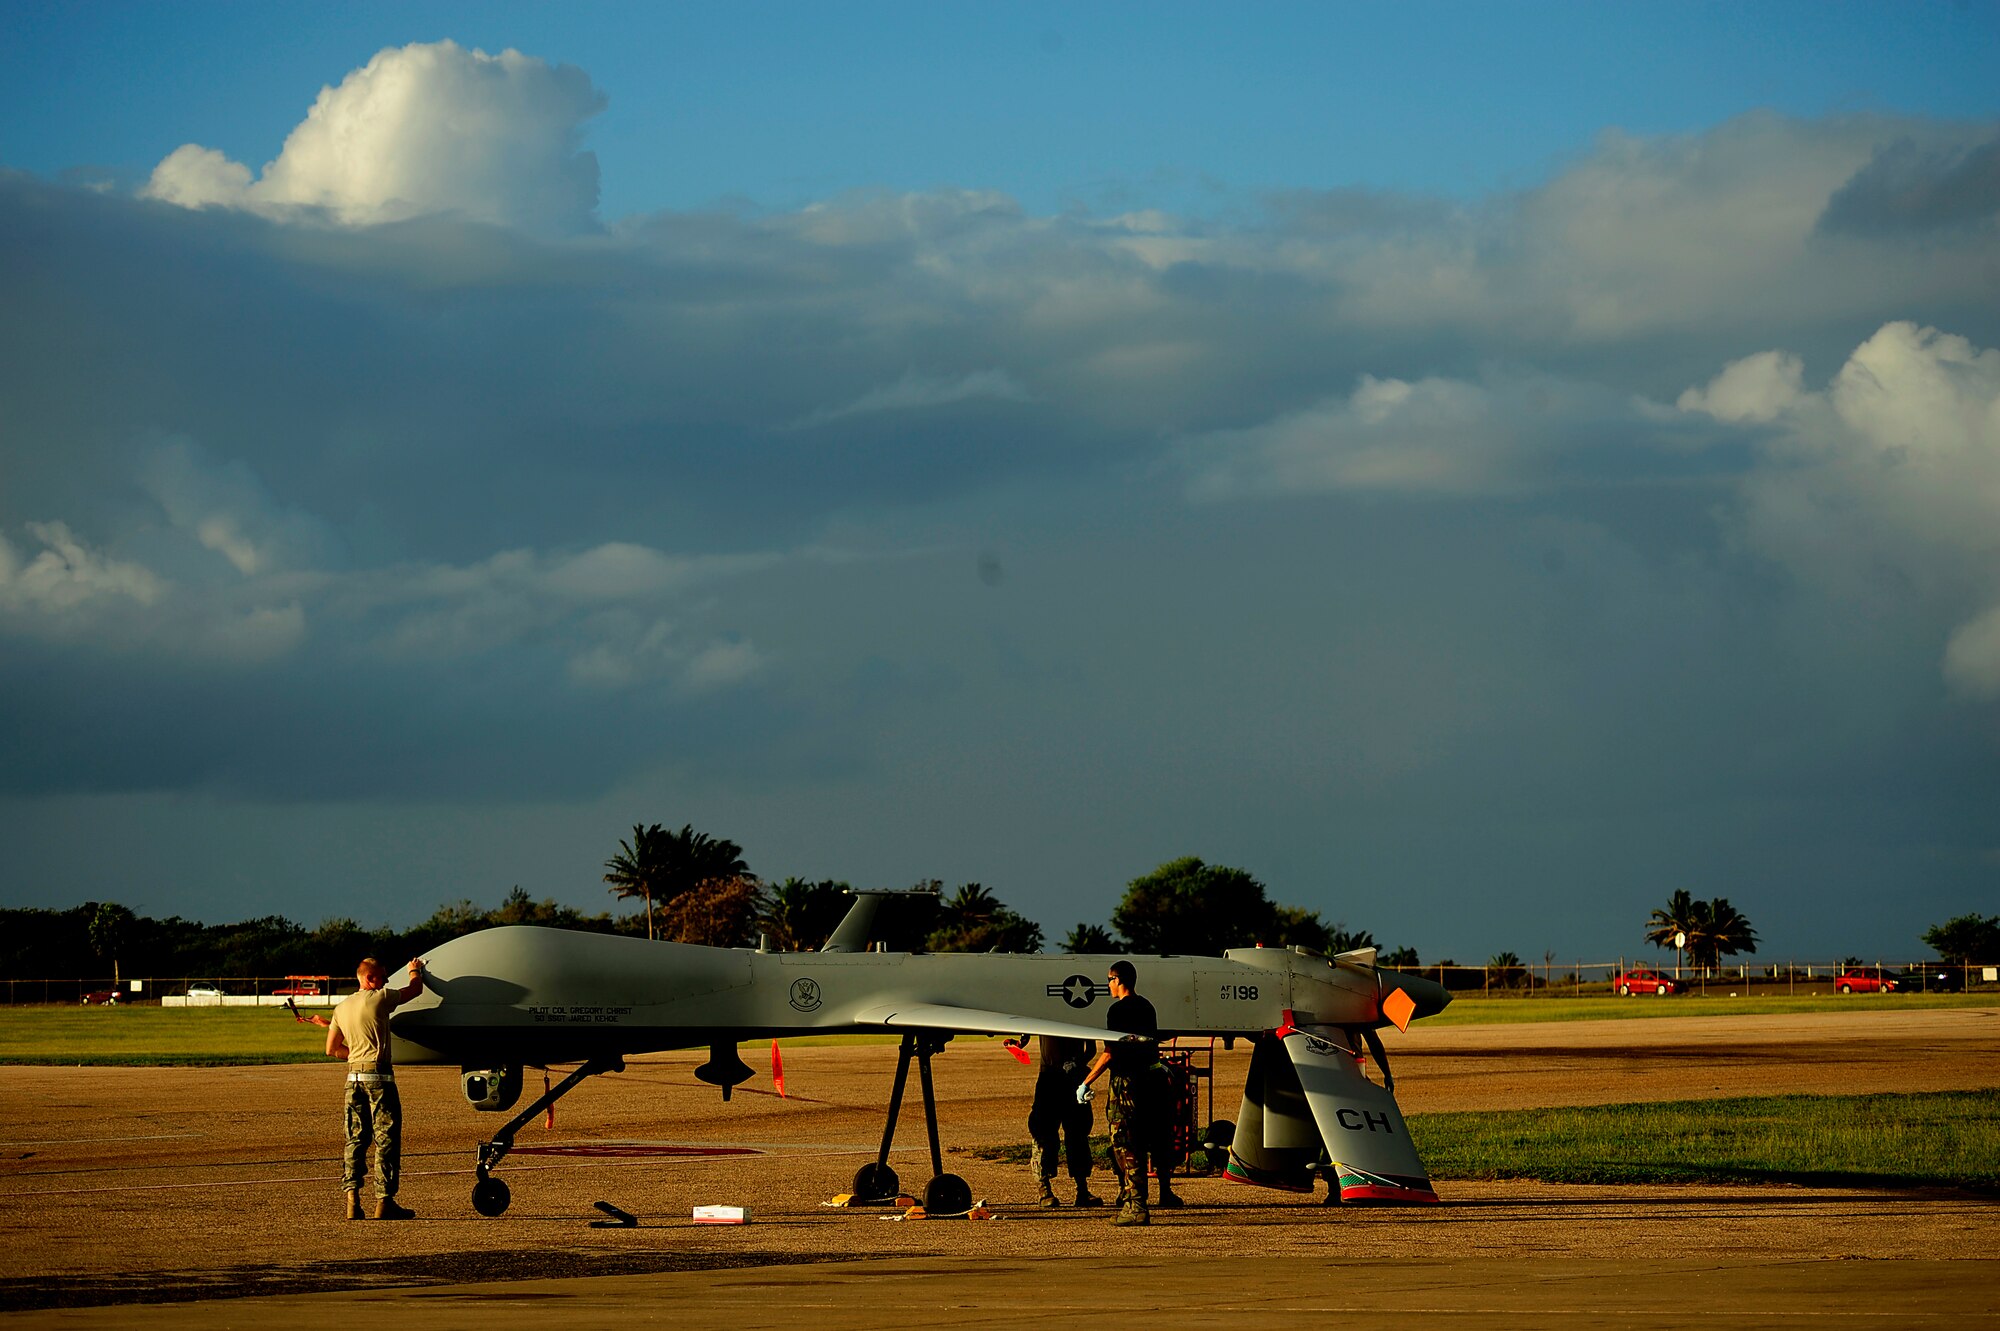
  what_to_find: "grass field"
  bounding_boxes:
[0,1006,336,1065]
[974,1092,2000,1191]
[5,995,1997,1065]
[1425,994,1996,1024]
[1409,1091,2000,1189]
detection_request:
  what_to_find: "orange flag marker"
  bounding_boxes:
[1382,987,1418,1033]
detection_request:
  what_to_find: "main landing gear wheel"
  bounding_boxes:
[1201,1119,1236,1174]
[923,1173,972,1215]
[472,1175,511,1217]
[852,1162,900,1200]
[855,1033,964,1209]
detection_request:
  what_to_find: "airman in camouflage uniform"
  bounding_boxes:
[1026,1034,1102,1207]
[1079,959,1183,1226]
[326,956,424,1220]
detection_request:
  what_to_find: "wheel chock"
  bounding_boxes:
[589,1200,637,1227]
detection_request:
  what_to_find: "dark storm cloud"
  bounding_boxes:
[1819,135,2000,237]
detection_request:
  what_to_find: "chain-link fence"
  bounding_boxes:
[5,977,348,1006]
[1387,960,1999,998]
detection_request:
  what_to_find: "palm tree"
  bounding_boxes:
[761,878,851,951]
[939,883,1000,924]
[1645,889,1706,978]
[605,823,750,941]
[1645,890,1759,976]
[1322,921,1377,956]
[604,823,665,939]
[926,883,1043,953]
[925,883,999,953]
[1693,897,1758,971]
[1062,922,1115,953]
[655,824,749,911]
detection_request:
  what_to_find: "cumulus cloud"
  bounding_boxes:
[1176,370,1675,501]
[1682,321,2000,691]
[142,40,604,235]
[566,617,768,693]
[0,520,307,664]
[140,145,253,211]
[1944,604,2000,698]
[1180,375,1508,499]
[1742,321,2000,568]
[1676,350,1806,423]
[357,541,779,685]
[2,432,781,691]
[140,438,343,576]
[789,369,1031,430]
[0,521,166,616]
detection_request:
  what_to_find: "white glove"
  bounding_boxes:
[1075,1082,1094,1105]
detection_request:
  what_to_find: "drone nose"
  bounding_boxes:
[1390,973,1452,1024]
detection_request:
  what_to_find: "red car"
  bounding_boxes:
[1612,967,1679,996]
[1835,970,1897,994]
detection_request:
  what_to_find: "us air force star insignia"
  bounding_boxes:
[1046,974,1100,1009]
[788,978,822,1013]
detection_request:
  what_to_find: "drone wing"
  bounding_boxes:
[852,1001,1119,1045]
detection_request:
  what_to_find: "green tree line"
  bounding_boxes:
[5,826,1419,979]
[45,822,1984,984]
[0,890,626,983]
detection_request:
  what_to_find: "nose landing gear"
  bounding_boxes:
[468,1055,624,1216]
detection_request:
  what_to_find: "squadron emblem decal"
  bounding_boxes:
[1049,974,1103,1009]
[788,978,823,1013]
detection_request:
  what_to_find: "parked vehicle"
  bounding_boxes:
[82,989,124,1005]
[1896,964,1963,993]
[1612,967,1679,996]
[1834,969,1897,993]
[185,984,225,999]
[271,979,323,996]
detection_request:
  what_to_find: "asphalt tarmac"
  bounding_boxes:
[3,1006,1995,1327]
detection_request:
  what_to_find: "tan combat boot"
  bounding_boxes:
[374,1196,415,1220]
[343,1190,362,1220]
[1038,1176,1060,1207]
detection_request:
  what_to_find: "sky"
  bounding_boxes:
[2,2,1998,966]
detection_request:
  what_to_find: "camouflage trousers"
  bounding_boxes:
[1106,1067,1170,1197]
[1027,1076,1094,1180]
[342,1079,402,1199]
